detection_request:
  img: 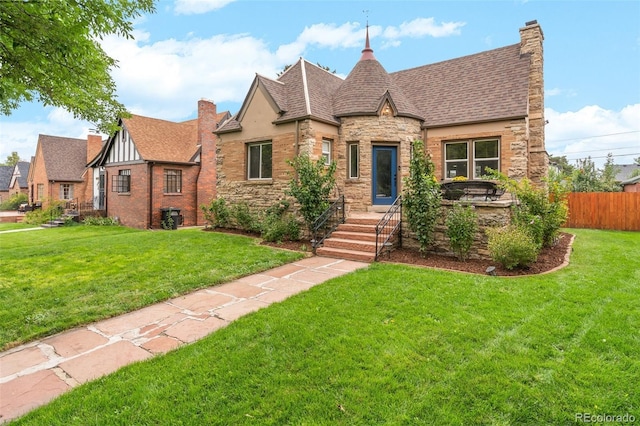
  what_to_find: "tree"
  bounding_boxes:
[0,0,155,134]
[548,155,574,175]
[634,157,640,166]
[1,151,21,167]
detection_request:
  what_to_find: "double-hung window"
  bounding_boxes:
[248,142,272,179]
[60,184,74,200]
[164,169,182,193]
[444,139,500,179]
[348,143,359,178]
[112,169,130,193]
[322,139,332,165]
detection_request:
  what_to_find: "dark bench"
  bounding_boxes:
[440,180,505,201]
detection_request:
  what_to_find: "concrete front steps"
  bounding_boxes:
[315,213,384,262]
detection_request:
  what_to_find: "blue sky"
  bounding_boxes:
[1,0,639,168]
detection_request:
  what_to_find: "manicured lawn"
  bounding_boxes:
[0,222,40,232]
[0,226,303,350]
[10,229,640,424]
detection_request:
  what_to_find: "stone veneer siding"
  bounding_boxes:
[402,199,515,260]
[426,119,529,182]
[338,115,422,212]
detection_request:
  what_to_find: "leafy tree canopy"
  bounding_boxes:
[1,151,21,167]
[0,0,155,134]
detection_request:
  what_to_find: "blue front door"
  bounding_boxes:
[372,146,397,205]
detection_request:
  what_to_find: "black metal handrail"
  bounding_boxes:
[311,195,345,251]
[375,196,402,261]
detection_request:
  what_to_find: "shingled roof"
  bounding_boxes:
[38,134,87,182]
[12,161,30,189]
[392,44,530,127]
[121,115,198,163]
[0,166,12,191]
[218,29,531,133]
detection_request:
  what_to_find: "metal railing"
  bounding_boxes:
[311,195,345,252]
[375,196,402,261]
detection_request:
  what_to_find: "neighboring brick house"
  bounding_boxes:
[0,165,12,203]
[8,161,30,197]
[92,100,229,229]
[27,135,89,208]
[215,20,547,213]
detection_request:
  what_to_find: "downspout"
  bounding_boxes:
[148,162,154,229]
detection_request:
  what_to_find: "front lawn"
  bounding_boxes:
[0,226,303,350]
[0,223,40,232]
[11,229,640,424]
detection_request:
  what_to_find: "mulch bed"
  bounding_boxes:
[207,228,574,277]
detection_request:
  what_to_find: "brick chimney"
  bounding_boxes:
[520,20,548,185]
[87,134,103,163]
[196,99,217,225]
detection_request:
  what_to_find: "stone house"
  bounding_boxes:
[91,100,229,229]
[27,134,91,209]
[214,20,547,218]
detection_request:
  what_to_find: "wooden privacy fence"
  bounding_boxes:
[564,192,640,231]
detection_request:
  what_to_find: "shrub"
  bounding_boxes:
[445,203,478,261]
[201,198,230,228]
[403,140,442,255]
[230,202,260,232]
[23,201,64,225]
[487,226,539,270]
[260,200,300,243]
[485,169,568,248]
[0,193,27,211]
[286,154,336,232]
[83,216,120,226]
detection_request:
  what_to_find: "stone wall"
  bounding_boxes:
[402,199,515,260]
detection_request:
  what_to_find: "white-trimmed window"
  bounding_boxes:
[164,169,182,193]
[348,143,359,178]
[444,139,500,179]
[322,139,332,165]
[60,184,74,200]
[37,184,44,200]
[112,169,130,193]
[248,142,272,179]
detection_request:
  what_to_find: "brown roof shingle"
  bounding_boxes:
[39,134,87,182]
[122,115,198,163]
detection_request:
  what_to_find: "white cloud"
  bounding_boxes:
[545,104,640,168]
[174,0,236,15]
[382,18,465,40]
[101,31,281,119]
[0,108,94,163]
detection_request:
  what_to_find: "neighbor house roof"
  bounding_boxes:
[0,166,12,191]
[218,36,531,133]
[12,161,30,189]
[614,164,640,182]
[38,134,87,182]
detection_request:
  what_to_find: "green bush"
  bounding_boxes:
[23,201,64,225]
[445,203,478,261]
[230,202,260,232]
[286,154,336,232]
[511,207,544,250]
[0,192,27,211]
[403,140,442,255]
[487,226,539,270]
[201,198,230,228]
[83,216,120,226]
[260,200,300,243]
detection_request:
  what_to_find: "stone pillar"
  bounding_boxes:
[520,20,548,186]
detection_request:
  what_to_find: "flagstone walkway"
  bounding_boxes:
[0,256,368,423]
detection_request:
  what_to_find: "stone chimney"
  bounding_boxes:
[196,99,217,225]
[520,20,548,185]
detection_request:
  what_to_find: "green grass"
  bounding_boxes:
[9,229,640,425]
[0,226,303,350]
[0,222,40,231]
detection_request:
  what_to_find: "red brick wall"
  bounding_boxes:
[196,100,217,225]
[106,163,149,229]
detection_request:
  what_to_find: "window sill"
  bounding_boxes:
[116,192,131,196]
[164,192,183,196]
[244,179,273,185]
